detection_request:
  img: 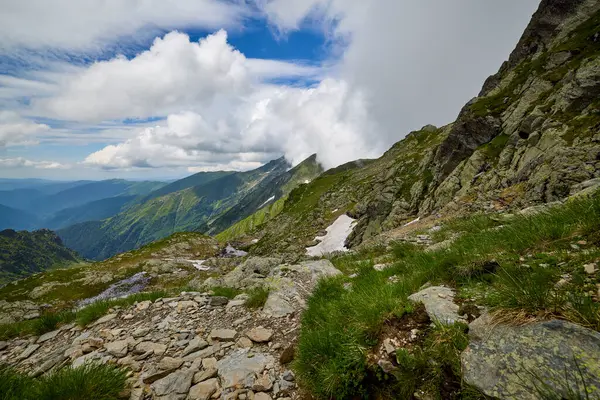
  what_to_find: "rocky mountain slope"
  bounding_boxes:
[0,229,82,285]
[244,0,600,256]
[0,1,599,399]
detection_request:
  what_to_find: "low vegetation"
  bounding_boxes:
[244,287,270,309]
[0,363,127,400]
[0,291,166,341]
[294,194,600,398]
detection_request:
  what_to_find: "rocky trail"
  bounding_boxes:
[0,259,342,400]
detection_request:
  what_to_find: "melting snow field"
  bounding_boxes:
[259,195,276,208]
[306,214,357,257]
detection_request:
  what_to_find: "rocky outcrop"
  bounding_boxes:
[462,314,600,399]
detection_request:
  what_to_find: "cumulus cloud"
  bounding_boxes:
[33,31,322,122]
[0,0,245,52]
[0,157,68,169]
[85,79,377,171]
[72,30,378,171]
[0,111,48,147]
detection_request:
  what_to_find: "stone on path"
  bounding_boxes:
[188,378,219,400]
[407,286,465,324]
[217,349,273,389]
[246,327,273,343]
[37,329,60,343]
[209,329,237,342]
[151,369,194,399]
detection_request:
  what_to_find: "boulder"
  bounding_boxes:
[462,316,600,399]
[104,339,131,358]
[37,329,60,343]
[407,286,465,324]
[182,337,209,356]
[134,341,167,356]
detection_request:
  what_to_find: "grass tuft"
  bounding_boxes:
[245,287,270,309]
[0,363,127,400]
[209,286,241,299]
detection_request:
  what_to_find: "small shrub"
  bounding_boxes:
[209,286,241,299]
[245,287,269,309]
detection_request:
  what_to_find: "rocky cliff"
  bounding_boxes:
[247,0,600,255]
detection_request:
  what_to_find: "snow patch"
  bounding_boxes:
[225,244,248,257]
[306,214,357,257]
[187,259,210,271]
[259,195,276,208]
[403,217,420,227]
[304,179,311,184]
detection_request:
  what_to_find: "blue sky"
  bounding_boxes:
[0,0,540,180]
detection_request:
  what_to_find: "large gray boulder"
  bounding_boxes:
[462,315,600,399]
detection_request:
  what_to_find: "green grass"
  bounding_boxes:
[209,286,241,299]
[390,322,470,399]
[294,194,600,398]
[0,291,166,340]
[0,363,127,400]
[0,311,75,341]
[75,291,166,326]
[244,287,270,309]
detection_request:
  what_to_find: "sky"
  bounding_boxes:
[0,0,540,180]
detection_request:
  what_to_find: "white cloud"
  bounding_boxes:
[259,0,541,145]
[33,31,322,122]
[0,0,245,52]
[0,157,69,169]
[85,78,377,171]
[0,111,48,147]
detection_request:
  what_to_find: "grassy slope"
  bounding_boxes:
[0,232,218,308]
[250,127,445,255]
[212,154,324,239]
[0,229,81,284]
[295,194,600,399]
[58,158,288,260]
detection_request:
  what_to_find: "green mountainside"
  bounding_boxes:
[0,229,82,284]
[58,157,293,260]
[209,154,323,237]
[43,195,138,230]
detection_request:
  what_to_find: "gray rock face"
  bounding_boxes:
[217,349,273,389]
[462,315,600,399]
[407,286,465,324]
